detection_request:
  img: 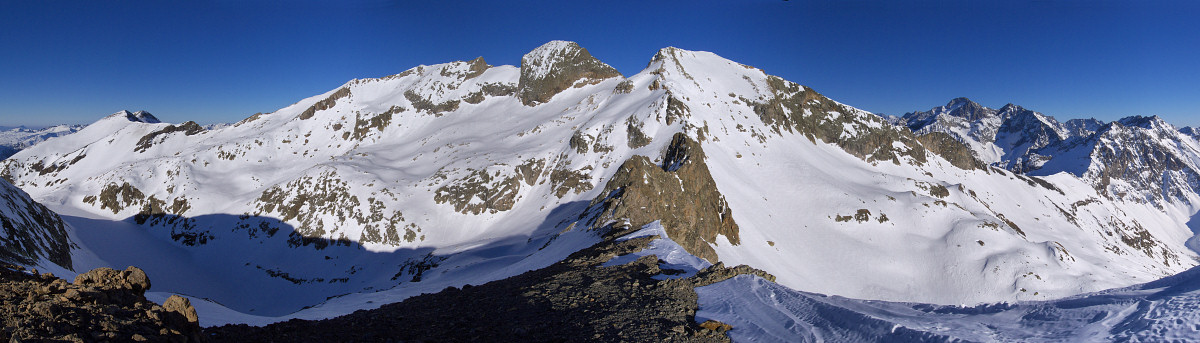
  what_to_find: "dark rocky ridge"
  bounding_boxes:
[135,121,206,153]
[118,110,161,124]
[0,264,201,342]
[587,133,740,263]
[205,225,773,342]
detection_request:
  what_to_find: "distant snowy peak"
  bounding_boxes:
[896,98,1113,169]
[943,97,995,121]
[900,98,1200,206]
[895,97,1008,164]
[1033,115,1200,205]
[898,97,997,132]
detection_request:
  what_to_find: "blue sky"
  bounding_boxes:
[1,0,1198,127]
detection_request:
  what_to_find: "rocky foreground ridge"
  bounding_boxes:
[1,225,772,342]
[204,225,774,342]
[0,264,201,342]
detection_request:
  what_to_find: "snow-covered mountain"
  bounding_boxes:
[894,98,1085,171]
[898,98,1200,209]
[3,41,1199,328]
[0,124,85,160]
[1033,115,1200,207]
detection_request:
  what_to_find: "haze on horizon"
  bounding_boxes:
[1,0,1198,127]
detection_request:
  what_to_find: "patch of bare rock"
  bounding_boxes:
[0,264,201,342]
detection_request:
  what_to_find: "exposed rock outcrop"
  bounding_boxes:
[135,121,205,153]
[916,131,986,170]
[0,265,202,342]
[298,87,351,120]
[752,77,927,165]
[587,133,740,263]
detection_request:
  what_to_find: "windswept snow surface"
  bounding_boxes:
[628,220,1200,342]
[697,267,1200,342]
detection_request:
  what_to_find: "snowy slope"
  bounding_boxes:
[3,41,1199,326]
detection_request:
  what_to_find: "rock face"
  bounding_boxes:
[204,226,773,342]
[753,77,926,165]
[588,133,740,263]
[993,104,1067,172]
[517,40,622,106]
[0,265,201,342]
[0,177,73,269]
[915,132,986,170]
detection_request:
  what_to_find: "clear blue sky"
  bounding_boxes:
[2,0,1198,127]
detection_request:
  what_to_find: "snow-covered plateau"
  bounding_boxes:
[4,41,1200,340]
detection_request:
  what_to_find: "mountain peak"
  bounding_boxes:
[106,110,161,124]
[650,46,688,63]
[938,97,992,121]
[1116,115,1169,130]
[999,103,1025,112]
[517,41,621,106]
[947,97,976,108]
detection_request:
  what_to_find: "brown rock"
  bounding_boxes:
[122,266,151,292]
[588,132,740,262]
[73,267,120,288]
[699,320,733,333]
[72,266,151,293]
[62,288,81,301]
[163,295,198,325]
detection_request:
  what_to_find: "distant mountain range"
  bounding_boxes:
[0,124,85,160]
